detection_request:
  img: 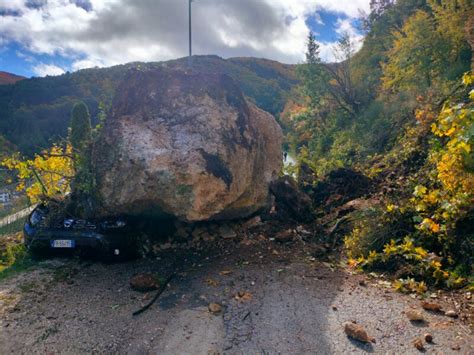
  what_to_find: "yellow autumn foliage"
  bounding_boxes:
[2,144,74,203]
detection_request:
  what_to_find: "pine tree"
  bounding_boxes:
[297,31,327,109]
[305,31,320,65]
[70,102,92,152]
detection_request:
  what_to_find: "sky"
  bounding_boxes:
[0,0,370,78]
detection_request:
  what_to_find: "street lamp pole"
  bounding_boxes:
[188,0,193,68]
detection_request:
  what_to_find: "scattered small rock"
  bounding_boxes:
[413,338,424,351]
[219,270,232,276]
[219,225,237,239]
[421,301,442,312]
[235,291,253,302]
[332,305,338,311]
[129,273,160,292]
[358,280,367,287]
[405,309,425,322]
[241,216,262,230]
[445,310,458,318]
[208,303,222,315]
[343,322,374,343]
[451,344,461,351]
[312,245,328,257]
[424,333,433,343]
[274,229,294,243]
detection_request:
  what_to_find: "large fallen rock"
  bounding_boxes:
[92,68,282,221]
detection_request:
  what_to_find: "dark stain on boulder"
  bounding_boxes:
[199,149,233,188]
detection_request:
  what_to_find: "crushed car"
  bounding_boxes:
[24,204,137,260]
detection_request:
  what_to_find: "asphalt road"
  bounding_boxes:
[0,237,472,354]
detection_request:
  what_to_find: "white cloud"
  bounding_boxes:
[0,0,370,71]
[32,63,65,76]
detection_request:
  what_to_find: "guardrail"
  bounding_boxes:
[0,205,36,235]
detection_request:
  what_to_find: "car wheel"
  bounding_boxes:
[27,243,51,260]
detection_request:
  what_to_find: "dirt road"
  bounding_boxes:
[0,237,472,354]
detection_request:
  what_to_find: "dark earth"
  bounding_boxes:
[0,232,472,354]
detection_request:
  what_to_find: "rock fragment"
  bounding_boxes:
[445,310,458,318]
[130,273,160,292]
[343,322,374,343]
[413,338,424,351]
[405,309,425,322]
[421,301,442,312]
[208,303,223,315]
[273,229,294,243]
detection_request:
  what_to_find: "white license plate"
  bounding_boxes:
[51,240,75,248]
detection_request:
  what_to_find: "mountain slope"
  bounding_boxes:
[0,56,297,155]
[0,71,25,85]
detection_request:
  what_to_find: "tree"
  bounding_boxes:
[428,0,472,77]
[297,31,328,109]
[305,31,320,65]
[323,32,361,117]
[1,144,74,203]
[70,102,92,152]
[382,10,447,92]
[360,0,396,32]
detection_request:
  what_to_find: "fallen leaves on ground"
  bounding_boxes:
[206,278,219,287]
[235,291,253,302]
[219,270,232,276]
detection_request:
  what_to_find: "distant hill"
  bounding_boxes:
[0,134,16,158]
[0,71,25,85]
[0,55,297,155]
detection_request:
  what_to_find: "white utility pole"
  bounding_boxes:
[188,0,193,68]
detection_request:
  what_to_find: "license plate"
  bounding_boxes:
[51,240,75,248]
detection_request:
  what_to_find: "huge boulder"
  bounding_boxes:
[92,68,283,221]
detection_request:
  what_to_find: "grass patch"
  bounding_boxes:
[0,218,25,236]
[0,255,37,281]
[0,232,37,281]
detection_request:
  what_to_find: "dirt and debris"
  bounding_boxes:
[311,168,372,211]
[0,198,472,353]
[270,175,314,222]
[1,229,471,353]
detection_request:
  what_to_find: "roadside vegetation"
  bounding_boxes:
[0,102,94,278]
[283,0,473,291]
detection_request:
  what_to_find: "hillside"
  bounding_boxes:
[284,0,473,291]
[0,56,297,155]
[0,71,25,85]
